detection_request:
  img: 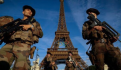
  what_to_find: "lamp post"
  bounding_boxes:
[0,0,4,4]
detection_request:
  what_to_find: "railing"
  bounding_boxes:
[48,48,77,51]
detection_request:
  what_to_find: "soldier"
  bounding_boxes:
[49,61,58,70]
[42,52,53,70]
[0,5,43,70]
[82,8,121,70]
[65,51,78,70]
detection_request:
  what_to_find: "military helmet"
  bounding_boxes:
[47,52,52,55]
[68,51,73,55]
[23,5,35,16]
[86,8,100,15]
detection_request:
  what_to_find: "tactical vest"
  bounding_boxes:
[10,30,33,43]
[10,21,41,44]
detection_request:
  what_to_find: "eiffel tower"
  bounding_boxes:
[39,0,88,70]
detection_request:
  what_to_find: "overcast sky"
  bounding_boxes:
[0,0,121,70]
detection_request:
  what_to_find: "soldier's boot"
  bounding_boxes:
[95,53,104,70]
[30,46,36,59]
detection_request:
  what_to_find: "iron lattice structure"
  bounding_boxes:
[39,0,88,70]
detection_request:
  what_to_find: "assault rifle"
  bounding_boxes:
[68,56,77,68]
[0,17,36,45]
[87,14,121,42]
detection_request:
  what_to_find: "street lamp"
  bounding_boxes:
[0,0,4,4]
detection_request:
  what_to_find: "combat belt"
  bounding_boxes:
[30,46,36,59]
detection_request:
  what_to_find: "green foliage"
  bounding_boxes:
[9,68,13,70]
[85,65,96,70]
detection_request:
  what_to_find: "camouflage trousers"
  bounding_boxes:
[9,57,31,70]
[0,42,31,70]
[92,42,121,70]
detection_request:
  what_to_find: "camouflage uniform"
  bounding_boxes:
[49,61,58,70]
[82,8,121,70]
[0,8,43,70]
[51,64,58,70]
[65,56,77,70]
[43,56,52,70]
[8,47,35,69]
[8,55,31,70]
